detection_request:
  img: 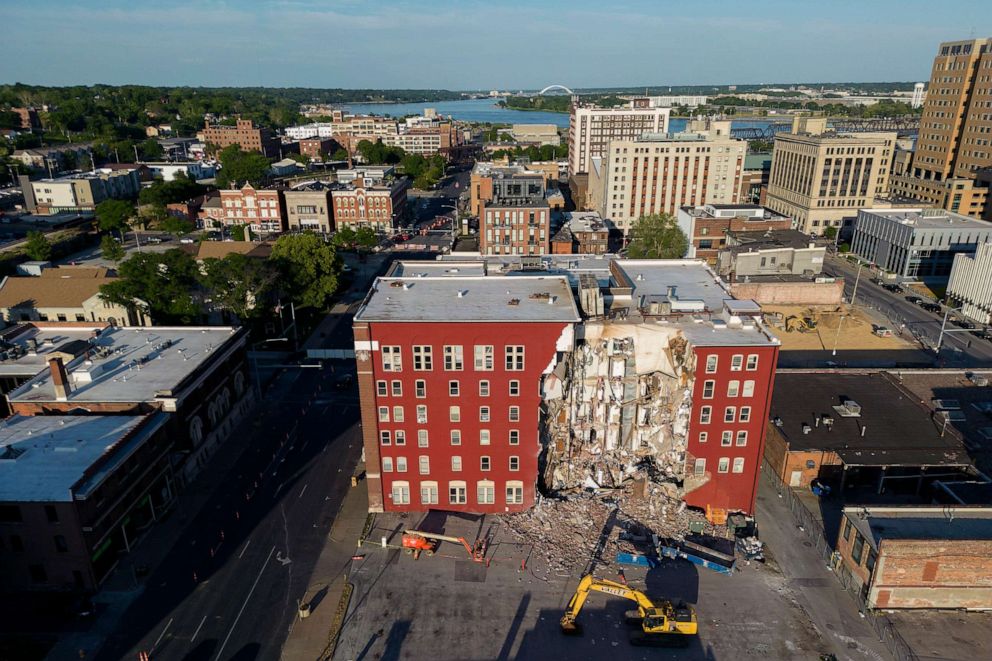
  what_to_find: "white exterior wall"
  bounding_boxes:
[568,106,671,175]
[949,243,992,324]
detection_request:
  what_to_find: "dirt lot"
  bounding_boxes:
[764,304,916,352]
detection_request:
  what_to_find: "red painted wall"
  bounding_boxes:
[364,321,570,514]
[684,343,779,514]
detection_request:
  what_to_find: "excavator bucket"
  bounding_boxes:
[559,618,583,636]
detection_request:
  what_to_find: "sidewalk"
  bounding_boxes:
[280,469,369,661]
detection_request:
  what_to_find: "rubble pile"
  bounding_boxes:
[496,481,723,572]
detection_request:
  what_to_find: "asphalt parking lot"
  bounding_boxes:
[335,512,828,661]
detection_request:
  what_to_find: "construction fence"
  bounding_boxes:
[761,465,919,661]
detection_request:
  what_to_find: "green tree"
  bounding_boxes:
[354,227,378,250]
[823,226,838,239]
[24,231,52,261]
[200,253,278,321]
[100,249,202,324]
[229,225,247,241]
[271,232,341,310]
[161,216,194,236]
[215,145,272,188]
[331,226,357,249]
[138,177,206,206]
[95,199,134,239]
[139,138,164,160]
[330,148,349,161]
[100,234,126,262]
[626,213,688,259]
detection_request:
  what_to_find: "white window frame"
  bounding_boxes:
[382,457,393,472]
[505,345,525,371]
[730,354,744,371]
[509,456,520,471]
[506,480,524,504]
[509,380,520,396]
[448,481,467,505]
[480,429,491,445]
[705,355,718,373]
[727,380,740,398]
[700,406,712,424]
[509,429,519,445]
[376,380,387,396]
[415,379,426,398]
[718,457,730,473]
[444,345,464,371]
[477,480,495,505]
[702,380,715,398]
[391,481,410,504]
[743,380,755,397]
[479,406,490,422]
[479,380,490,397]
[450,430,461,445]
[419,455,430,475]
[452,455,462,472]
[449,380,460,397]
[420,481,438,505]
[699,432,708,443]
[380,430,391,445]
[378,406,390,423]
[746,354,759,371]
[508,406,520,422]
[733,457,745,473]
[721,430,733,446]
[740,406,751,423]
[474,345,494,371]
[391,380,402,396]
[382,346,401,371]
[394,430,406,445]
[693,458,706,477]
[480,456,491,471]
[393,406,404,423]
[413,345,433,371]
[417,430,429,447]
[736,430,748,446]
[724,406,736,423]
[396,457,407,472]
[449,406,461,422]
[416,405,427,424]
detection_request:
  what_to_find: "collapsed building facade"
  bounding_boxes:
[355,256,780,520]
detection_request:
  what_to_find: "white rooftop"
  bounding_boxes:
[0,324,105,378]
[356,276,581,323]
[860,208,992,230]
[8,326,243,404]
[0,414,166,502]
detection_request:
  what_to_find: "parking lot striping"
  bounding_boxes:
[238,538,252,559]
[152,617,173,650]
[299,484,308,499]
[190,615,207,643]
[214,545,276,661]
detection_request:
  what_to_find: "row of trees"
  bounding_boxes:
[489,143,568,162]
[99,233,342,325]
[355,140,447,189]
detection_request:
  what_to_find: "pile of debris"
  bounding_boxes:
[495,481,723,573]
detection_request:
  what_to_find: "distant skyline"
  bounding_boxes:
[2,0,991,89]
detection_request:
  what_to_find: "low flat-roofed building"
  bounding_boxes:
[717,229,827,279]
[0,267,148,327]
[509,124,560,146]
[851,207,992,282]
[765,371,974,492]
[549,211,612,255]
[284,182,333,234]
[837,505,992,609]
[0,413,173,591]
[6,325,252,485]
[676,204,794,263]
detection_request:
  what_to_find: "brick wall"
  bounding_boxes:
[730,280,844,306]
[871,538,992,609]
[354,322,385,512]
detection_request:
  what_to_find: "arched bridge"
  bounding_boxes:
[538,84,574,95]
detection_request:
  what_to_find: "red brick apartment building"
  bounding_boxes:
[676,204,794,263]
[331,176,409,234]
[217,183,285,234]
[355,257,780,517]
[201,119,280,159]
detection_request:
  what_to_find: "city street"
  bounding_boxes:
[823,254,992,367]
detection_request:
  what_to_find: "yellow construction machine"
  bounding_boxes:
[560,574,697,646]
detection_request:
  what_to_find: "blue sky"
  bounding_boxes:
[2,0,990,89]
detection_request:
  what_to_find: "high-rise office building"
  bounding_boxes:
[891,38,992,217]
[568,98,671,175]
[765,117,895,235]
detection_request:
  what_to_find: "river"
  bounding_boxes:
[343,97,783,132]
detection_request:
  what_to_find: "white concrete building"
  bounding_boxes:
[948,242,992,323]
[645,95,708,108]
[568,100,671,175]
[143,161,216,182]
[911,83,926,110]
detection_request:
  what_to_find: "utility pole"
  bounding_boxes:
[133,144,140,163]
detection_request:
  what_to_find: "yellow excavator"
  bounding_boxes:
[560,574,697,646]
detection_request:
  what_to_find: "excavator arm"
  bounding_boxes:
[560,575,655,633]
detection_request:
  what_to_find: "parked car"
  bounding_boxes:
[882,283,902,293]
[905,295,923,304]
[921,302,941,313]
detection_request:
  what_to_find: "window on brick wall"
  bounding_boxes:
[415,380,426,398]
[474,345,494,370]
[700,406,711,424]
[509,406,520,422]
[509,380,520,396]
[416,405,427,424]
[450,430,461,445]
[742,380,755,397]
[732,457,745,473]
[739,406,751,422]
[417,430,429,447]
[736,431,748,446]
[509,456,520,471]
[505,346,525,371]
[506,481,524,504]
[391,381,402,396]
[718,457,730,473]
[727,380,740,397]
[377,381,387,396]
[413,346,433,371]
[449,406,461,422]
[705,355,718,373]
[703,380,715,398]
[479,380,490,396]
[449,381,460,396]
[746,354,759,371]
[444,345,463,371]
[382,346,401,371]
[731,355,744,371]
[378,406,389,422]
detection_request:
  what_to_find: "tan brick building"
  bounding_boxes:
[891,38,992,217]
[765,117,896,235]
[588,120,747,235]
[201,119,280,159]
